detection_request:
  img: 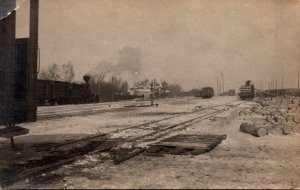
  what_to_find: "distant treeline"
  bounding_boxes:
[38,62,75,83]
[89,74,129,102]
[38,63,188,101]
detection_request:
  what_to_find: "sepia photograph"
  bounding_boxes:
[0,0,300,189]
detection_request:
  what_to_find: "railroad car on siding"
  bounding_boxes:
[228,89,236,96]
[192,87,214,98]
[37,77,91,106]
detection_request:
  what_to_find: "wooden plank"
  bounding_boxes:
[160,135,226,143]
[143,152,164,157]
[149,134,226,155]
[162,134,226,140]
[152,141,209,149]
[191,148,210,155]
[146,146,162,153]
[155,138,224,146]
[113,148,145,164]
[161,147,188,155]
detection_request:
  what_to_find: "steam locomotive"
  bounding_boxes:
[238,80,255,100]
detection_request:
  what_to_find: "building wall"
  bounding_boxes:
[26,0,39,122]
[135,89,151,99]
[0,12,16,125]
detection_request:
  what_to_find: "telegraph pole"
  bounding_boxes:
[298,70,300,89]
[217,76,219,96]
[276,80,278,96]
[221,72,224,94]
[271,80,273,90]
[260,81,262,90]
[281,72,284,96]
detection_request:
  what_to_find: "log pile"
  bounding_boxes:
[240,97,300,136]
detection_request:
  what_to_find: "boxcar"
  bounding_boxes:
[37,79,90,106]
[192,87,214,99]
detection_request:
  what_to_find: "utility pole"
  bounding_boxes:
[217,76,219,96]
[219,77,221,95]
[221,72,224,94]
[271,80,273,90]
[260,81,262,90]
[298,70,300,89]
[276,80,278,96]
[281,72,284,96]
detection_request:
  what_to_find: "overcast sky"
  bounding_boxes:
[15,0,300,91]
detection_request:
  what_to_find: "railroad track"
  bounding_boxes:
[36,97,199,120]
[0,101,228,153]
[32,102,230,152]
[37,97,194,113]
[106,103,239,152]
[1,102,240,187]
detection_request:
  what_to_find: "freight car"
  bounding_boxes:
[192,87,214,98]
[37,76,91,106]
[228,89,235,96]
[238,80,255,100]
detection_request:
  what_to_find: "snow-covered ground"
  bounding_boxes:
[2,96,300,189]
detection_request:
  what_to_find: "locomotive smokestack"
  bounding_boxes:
[83,75,91,84]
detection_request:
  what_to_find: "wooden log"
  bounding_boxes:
[268,126,282,135]
[293,116,300,123]
[286,115,294,123]
[240,123,267,137]
[239,111,246,116]
[292,126,300,133]
[265,115,273,122]
[259,110,270,116]
[274,116,285,125]
[278,125,292,135]
[265,124,274,132]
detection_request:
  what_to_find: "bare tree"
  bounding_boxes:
[61,62,75,82]
[120,81,129,93]
[89,73,129,101]
[95,74,106,94]
[39,63,61,80]
[167,84,182,95]
[110,76,122,92]
[134,78,150,88]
